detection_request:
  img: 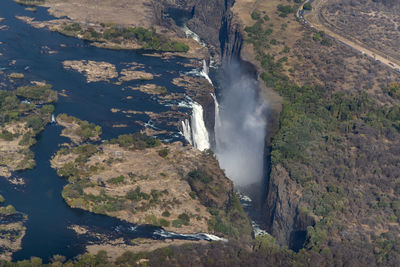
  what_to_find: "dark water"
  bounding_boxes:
[0,0,205,261]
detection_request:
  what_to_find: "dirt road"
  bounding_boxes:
[298,0,400,72]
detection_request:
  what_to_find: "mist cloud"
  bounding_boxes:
[214,61,267,189]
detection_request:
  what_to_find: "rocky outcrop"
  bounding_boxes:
[220,8,243,61]
[264,165,316,250]
[158,0,237,59]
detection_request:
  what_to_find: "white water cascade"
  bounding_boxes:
[200,59,213,85]
[181,119,192,145]
[211,93,221,134]
[182,24,207,48]
[180,100,210,151]
[191,101,210,151]
[180,59,213,151]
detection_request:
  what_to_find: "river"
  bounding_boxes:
[0,0,217,261]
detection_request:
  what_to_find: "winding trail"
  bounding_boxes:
[297,0,400,72]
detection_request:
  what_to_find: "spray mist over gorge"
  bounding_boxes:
[213,61,267,190]
[180,59,267,193]
[168,7,268,195]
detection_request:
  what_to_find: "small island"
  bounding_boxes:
[0,194,27,261]
[0,83,57,178]
[50,115,252,256]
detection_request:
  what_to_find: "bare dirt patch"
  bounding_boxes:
[42,0,158,29]
[62,60,118,83]
[118,68,154,83]
[129,84,166,95]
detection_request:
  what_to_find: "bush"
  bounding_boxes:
[251,11,261,20]
[303,2,312,10]
[277,4,296,17]
[109,133,161,149]
[172,41,190,52]
[40,105,55,114]
[126,186,150,201]
[159,218,170,227]
[162,210,171,217]
[27,116,44,132]
[178,213,190,223]
[158,147,169,158]
[108,175,125,184]
[15,84,58,103]
[187,169,212,184]
[0,129,15,141]
[63,23,81,32]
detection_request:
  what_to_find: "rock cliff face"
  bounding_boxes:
[219,8,243,61]
[160,0,305,251]
[158,0,240,59]
[264,165,316,250]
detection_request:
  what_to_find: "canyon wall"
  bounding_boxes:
[157,0,300,249]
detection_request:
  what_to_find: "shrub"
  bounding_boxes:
[162,210,171,217]
[303,2,312,10]
[0,129,15,141]
[158,218,170,227]
[40,105,55,114]
[158,147,169,158]
[109,133,161,149]
[178,213,190,223]
[277,4,296,17]
[15,84,58,103]
[187,169,212,184]
[27,116,44,132]
[126,186,150,201]
[108,175,125,184]
[172,41,190,52]
[251,11,261,20]
[63,23,82,32]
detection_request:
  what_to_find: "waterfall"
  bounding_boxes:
[211,93,221,139]
[182,25,207,48]
[181,119,192,145]
[200,59,213,85]
[180,100,210,151]
[180,20,213,85]
[191,101,210,151]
